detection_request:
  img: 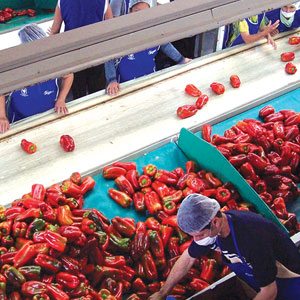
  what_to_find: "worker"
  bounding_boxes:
[225,13,280,49]
[0,24,73,133]
[266,2,300,34]
[149,194,300,300]
[105,0,190,96]
[49,0,113,99]
[110,0,156,17]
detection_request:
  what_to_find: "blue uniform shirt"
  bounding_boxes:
[188,210,300,288]
[60,0,106,31]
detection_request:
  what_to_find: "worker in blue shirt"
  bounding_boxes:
[149,194,300,300]
[266,2,300,34]
[49,0,113,99]
[105,0,190,96]
[0,24,73,133]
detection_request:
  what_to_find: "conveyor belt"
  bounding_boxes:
[1,32,300,205]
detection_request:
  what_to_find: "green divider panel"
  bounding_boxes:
[178,128,288,233]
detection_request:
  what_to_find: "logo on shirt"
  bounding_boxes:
[148,49,157,55]
[20,88,28,97]
[44,90,54,96]
[127,54,135,60]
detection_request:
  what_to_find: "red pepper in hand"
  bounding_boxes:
[285,62,297,74]
[210,82,225,95]
[189,278,209,291]
[108,188,133,208]
[200,258,217,283]
[21,139,37,154]
[195,94,209,109]
[60,135,75,152]
[230,75,241,88]
[177,105,198,119]
[185,84,201,97]
[281,52,295,62]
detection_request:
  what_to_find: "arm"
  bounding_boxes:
[109,0,123,17]
[105,60,120,96]
[104,2,113,20]
[55,73,73,115]
[253,281,277,300]
[49,6,63,35]
[0,95,9,133]
[148,250,195,300]
[160,43,187,64]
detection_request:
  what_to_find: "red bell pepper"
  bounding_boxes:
[141,250,157,281]
[0,220,12,236]
[44,231,67,253]
[205,172,222,188]
[60,180,82,198]
[57,205,73,226]
[285,113,300,126]
[13,242,36,268]
[131,228,150,261]
[80,176,95,195]
[144,191,162,214]
[162,190,183,204]
[20,139,37,154]
[288,36,300,45]
[240,162,258,181]
[112,161,136,171]
[215,187,231,203]
[179,239,192,254]
[210,82,225,95]
[115,175,134,196]
[31,184,45,201]
[103,256,126,269]
[25,218,46,239]
[70,172,82,185]
[109,234,130,252]
[15,208,42,222]
[108,188,133,208]
[168,237,180,258]
[285,62,297,74]
[144,217,161,231]
[152,181,169,199]
[4,207,25,221]
[259,105,275,119]
[46,283,70,300]
[21,281,47,296]
[103,165,127,179]
[230,75,241,88]
[133,192,146,212]
[143,164,157,177]
[272,197,288,219]
[111,217,135,237]
[195,94,209,109]
[202,124,212,143]
[125,169,140,190]
[185,84,201,97]
[247,153,269,171]
[81,218,97,235]
[285,125,299,141]
[177,105,198,119]
[56,272,80,289]
[138,175,152,188]
[60,135,75,152]
[281,52,295,62]
[186,177,205,192]
[148,230,165,259]
[163,200,177,215]
[27,9,36,17]
[264,112,285,123]
[160,225,173,248]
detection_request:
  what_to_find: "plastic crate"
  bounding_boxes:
[33,0,57,10]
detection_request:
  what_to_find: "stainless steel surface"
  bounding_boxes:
[0,0,294,94]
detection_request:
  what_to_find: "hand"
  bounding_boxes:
[263,20,280,36]
[106,81,120,96]
[0,117,10,133]
[54,98,68,115]
[180,57,192,64]
[270,28,279,37]
[47,27,53,35]
[267,34,277,50]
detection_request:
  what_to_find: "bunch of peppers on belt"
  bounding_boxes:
[201,105,300,235]
[0,7,37,23]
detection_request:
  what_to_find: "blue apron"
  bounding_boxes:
[217,215,300,299]
[60,0,106,31]
[116,46,160,83]
[230,14,264,47]
[266,8,300,33]
[7,79,58,123]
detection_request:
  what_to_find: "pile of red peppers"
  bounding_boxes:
[202,105,300,235]
[0,8,36,23]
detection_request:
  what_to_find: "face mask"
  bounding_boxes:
[281,10,296,18]
[194,236,217,246]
